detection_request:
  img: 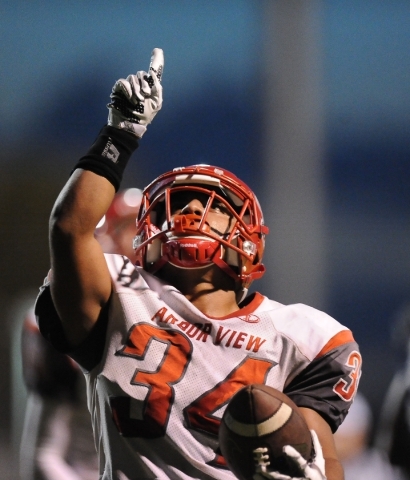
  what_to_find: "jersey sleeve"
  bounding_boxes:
[34,277,110,372]
[284,332,362,432]
[34,254,143,372]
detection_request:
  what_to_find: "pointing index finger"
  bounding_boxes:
[149,48,164,82]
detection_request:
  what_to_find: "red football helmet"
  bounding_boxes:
[133,165,269,296]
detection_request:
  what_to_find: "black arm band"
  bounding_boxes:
[72,125,139,191]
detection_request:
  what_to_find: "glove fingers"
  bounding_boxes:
[282,445,307,469]
[149,48,164,82]
[150,70,163,100]
[148,91,162,113]
[309,430,325,474]
[251,431,326,480]
[281,432,326,480]
[107,48,163,137]
[144,72,162,113]
[112,79,133,100]
[136,71,151,98]
[310,430,324,461]
[125,74,144,102]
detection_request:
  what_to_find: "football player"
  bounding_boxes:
[35,48,361,480]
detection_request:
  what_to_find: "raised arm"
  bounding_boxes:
[49,49,164,346]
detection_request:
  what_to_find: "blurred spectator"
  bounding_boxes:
[19,188,141,480]
[94,187,142,259]
[334,391,407,480]
[19,308,99,480]
[374,303,410,479]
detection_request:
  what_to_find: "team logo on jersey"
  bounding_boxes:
[237,314,260,323]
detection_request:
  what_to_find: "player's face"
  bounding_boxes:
[168,190,235,237]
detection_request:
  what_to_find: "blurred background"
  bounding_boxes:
[1,0,410,476]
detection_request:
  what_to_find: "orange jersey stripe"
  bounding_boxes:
[316,330,355,358]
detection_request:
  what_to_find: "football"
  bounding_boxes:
[219,384,313,480]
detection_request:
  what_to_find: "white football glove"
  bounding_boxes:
[253,431,327,480]
[107,48,164,138]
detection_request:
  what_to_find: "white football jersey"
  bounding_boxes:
[36,254,361,480]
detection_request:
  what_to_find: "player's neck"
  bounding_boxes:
[186,285,239,317]
[157,264,240,317]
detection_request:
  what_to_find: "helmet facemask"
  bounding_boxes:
[133,165,268,300]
